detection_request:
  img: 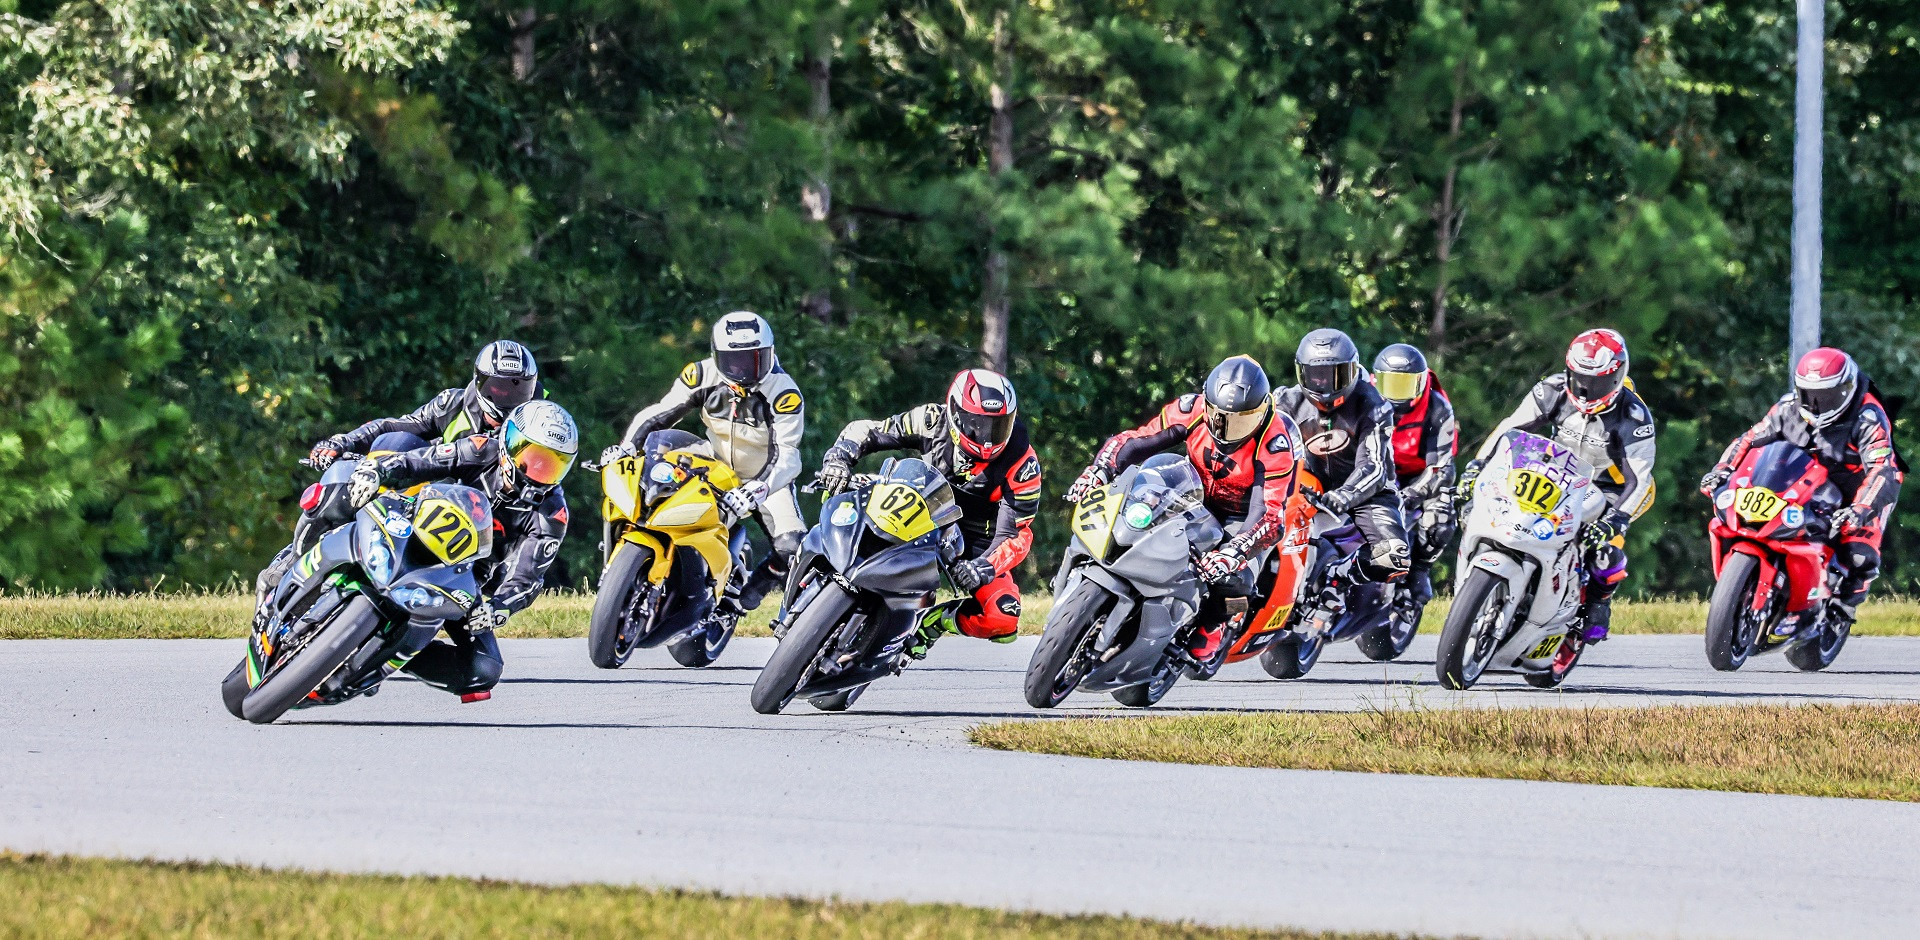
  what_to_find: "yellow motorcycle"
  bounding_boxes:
[587,429,747,668]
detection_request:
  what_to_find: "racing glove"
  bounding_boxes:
[467,601,510,634]
[1064,466,1111,503]
[1833,504,1874,536]
[1197,547,1246,583]
[1455,460,1484,502]
[1580,517,1624,551]
[950,557,997,593]
[815,459,853,496]
[600,442,634,466]
[1698,467,1732,497]
[1318,489,1355,517]
[721,480,770,519]
[347,462,383,508]
[308,437,349,470]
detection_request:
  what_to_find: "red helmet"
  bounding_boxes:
[1565,328,1629,415]
[1794,347,1860,428]
[947,369,1018,460]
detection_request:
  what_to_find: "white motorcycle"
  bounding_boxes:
[1437,429,1607,690]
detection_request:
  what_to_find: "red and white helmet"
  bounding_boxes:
[1564,328,1629,415]
[1794,347,1860,428]
[947,369,1018,461]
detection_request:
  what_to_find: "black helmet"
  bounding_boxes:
[474,340,539,424]
[1203,355,1273,447]
[1371,343,1430,410]
[1295,328,1361,409]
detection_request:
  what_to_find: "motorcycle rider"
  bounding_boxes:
[1372,343,1458,614]
[1699,347,1904,622]
[602,312,806,617]
[1459,328,1655,642]
[817,369,1040,655]
[1066,355,1304,660]
[343,399,578,700]
[307,340,541,468]
[1270,329,1411,587]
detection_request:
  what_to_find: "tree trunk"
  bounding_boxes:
[1428,66,1467,360]
[980,11,1013,374]
[800,31,835,323]
[510,7,536,82]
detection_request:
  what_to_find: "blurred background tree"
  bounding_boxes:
[1,0,1913,596]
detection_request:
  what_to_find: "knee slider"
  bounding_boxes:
[1368,539,1411,577]
[1843,543,1881,577]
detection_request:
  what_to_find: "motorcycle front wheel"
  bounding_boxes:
[240,595,383,724]
[1023,579,1113,708]
[750,581,856,715]
[1704,551,1763,672]
[588,544,654,669]
[1435,568,1509,690]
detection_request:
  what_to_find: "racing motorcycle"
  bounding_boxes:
[587,429,747,669]
[749,457,963,714]
[1703,440,1851,672]
[1256,464,1422,681]
[221,463,491,724]
[1024,454,1225,708]
[1436,429,1605,690]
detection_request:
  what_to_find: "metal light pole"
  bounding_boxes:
[1789,0,1825,369]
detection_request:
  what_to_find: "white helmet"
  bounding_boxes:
[500,400,578,495]
[712,311,775,386]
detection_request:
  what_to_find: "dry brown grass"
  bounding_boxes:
[972,703,1920,802]
[0,853,1386,939]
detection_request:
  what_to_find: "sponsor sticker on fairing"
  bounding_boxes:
[1783,505,1804,527]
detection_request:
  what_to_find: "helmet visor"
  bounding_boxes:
[1374,370,1424,404]
[1566,369,1624,407]
[1207,402,1268,444]
[505,427,575,486]
[952,409,1016,456]
[1798,379,1855,424]
[479,375,537,415]
[716,348,771,385]
[1298,362,1358,400]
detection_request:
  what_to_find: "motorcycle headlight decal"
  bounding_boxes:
[364,543,394,584]
[650,500,708,527]
[1123,501,1155,529]
[393,586,435,609]
[1715,489,1736,510]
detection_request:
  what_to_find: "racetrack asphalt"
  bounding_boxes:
[5,634,1920,938]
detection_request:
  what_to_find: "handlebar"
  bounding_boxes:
[301,452,364,471]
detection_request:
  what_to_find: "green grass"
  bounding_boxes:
[4,590,1914,640]
[971,703,1920,803]
[0,853,1383,939]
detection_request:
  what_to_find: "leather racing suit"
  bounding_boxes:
[1708,385,1904,611]
[620,358,806,609]
[823,405,1043,639]
[1473,374,1656,614]
[1088,392,1303,609]
[1388,374,1458,604]
[328,381,538,454]
[1271,381,1411,582]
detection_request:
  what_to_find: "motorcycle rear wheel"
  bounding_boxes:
[588,544,653,669]
[667,612,734,667]
[220,660,250,719]
[1435,569,1508,690]
[809,684,867,711]
[750,581,856,715]
[1112,658,1179,707]
[1785,610,1851,671]
[1704,551,1763,672]
[1023,580,1113,708]
[240,595,382,724]
[1523,635,1584,688]
[1356,599,1421,662]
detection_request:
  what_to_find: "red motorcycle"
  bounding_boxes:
[1703,441,1851,671]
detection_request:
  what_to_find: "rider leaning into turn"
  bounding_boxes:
[1271,329,1412,586]
[818,369,1041,655]
[1461,328,1655,642]
[308,340,542,469]
[1372,343,1458,613]
[1067,355,1303,661]
[346,400,578,699]
[1699,347,1905,622]
[604,312,806,617]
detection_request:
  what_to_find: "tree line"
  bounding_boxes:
[0,0,1914,596]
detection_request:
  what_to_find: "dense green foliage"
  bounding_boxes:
[0,0,1914,595]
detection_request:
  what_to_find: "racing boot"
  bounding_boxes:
[738,553,789,613]
[1407,565,1436,613]
[1186,624,1227,660]
[1578,596,1613,643]
[907,605,959,660]
[252,545,298,630]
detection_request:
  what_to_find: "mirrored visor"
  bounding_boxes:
[1207,403,1268,443]
[510,438,575,486]
[1374,370,1424,404]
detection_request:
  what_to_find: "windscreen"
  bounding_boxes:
[1743,441,1814,493]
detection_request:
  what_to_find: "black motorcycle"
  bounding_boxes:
[749,457,962,714]
[221,470,491,724]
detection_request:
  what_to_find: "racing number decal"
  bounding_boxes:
[867,483,935,541]
[1071,487,1123,560]
[1073,487,1112,533]
[1734,486,1786,524]
[1526,634,1563,660]
[416,499,481,563]
[1507,469,1564,516]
